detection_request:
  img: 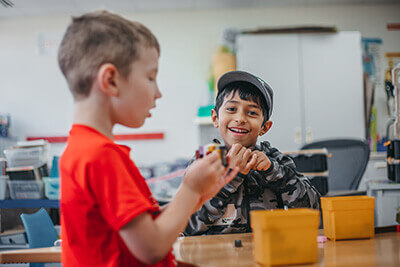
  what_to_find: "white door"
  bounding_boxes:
[301,32,365,143]
[237,34,304,150]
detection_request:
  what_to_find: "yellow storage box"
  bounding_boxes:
[250,208,320,266]
[321,196,375,241]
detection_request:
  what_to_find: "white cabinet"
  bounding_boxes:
[367,181,400,227]
[236,32,365,150]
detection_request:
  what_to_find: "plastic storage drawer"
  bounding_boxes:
[8,180,44,199]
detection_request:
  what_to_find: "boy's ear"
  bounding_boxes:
[259,121,272,136]
[211,109,219,128]
[97,63,120,96]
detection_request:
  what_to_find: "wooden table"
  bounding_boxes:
[173,232,400,266]
[0,232,399,266]
[0,246,60,263]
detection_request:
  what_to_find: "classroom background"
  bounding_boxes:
[0,1,399,164]
[0,0,400,233]
[0,2,400,266]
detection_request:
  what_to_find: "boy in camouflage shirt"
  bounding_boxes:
[184,71,320,235]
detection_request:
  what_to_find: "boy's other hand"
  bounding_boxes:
[227,144,257,175]
[183,151,239,207]
[251,151,271,171]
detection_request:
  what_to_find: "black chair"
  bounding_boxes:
[301,139,370,192]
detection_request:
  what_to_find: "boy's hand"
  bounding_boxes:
[227,144,257,175]
[251,151,271,171]
[183,151,239,207]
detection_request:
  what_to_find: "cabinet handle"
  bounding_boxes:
[295,127,301,144]
[306,127,313,143]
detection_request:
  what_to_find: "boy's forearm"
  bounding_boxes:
[184,197,228,235]
[184,173,244,235]
[250,148,320,209]
[286,176,321,209]
[264,169,320,209]
[154,183,201,249]
[120,184,200,264]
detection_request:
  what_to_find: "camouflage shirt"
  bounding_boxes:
[184,141,320,236]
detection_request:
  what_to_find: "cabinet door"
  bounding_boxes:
[237,34,304,150]
[301,32,365,142]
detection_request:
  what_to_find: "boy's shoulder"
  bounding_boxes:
[258,140,280,154]
[64,125,129,162]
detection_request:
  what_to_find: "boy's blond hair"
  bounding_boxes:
[58,10,160,100]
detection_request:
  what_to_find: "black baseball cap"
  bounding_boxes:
[217,70,274,120]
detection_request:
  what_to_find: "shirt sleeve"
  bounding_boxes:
[184,173,245,236]
[86,144,153,231]
[184,155,246,235]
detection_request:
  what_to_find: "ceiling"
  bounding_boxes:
[0,0,398,18]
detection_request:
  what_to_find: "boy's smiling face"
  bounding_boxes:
[212,91,272,149]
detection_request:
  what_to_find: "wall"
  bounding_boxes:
[0,4,399,166]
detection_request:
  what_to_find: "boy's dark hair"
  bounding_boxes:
[58,10,160,100]
[214,82,270,125]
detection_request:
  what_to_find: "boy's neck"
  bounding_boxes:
[73,97,114,140]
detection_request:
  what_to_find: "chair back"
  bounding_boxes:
[20,208,58,248]
[301,139,369,191]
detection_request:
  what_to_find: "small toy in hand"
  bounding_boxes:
[196,143,228,166]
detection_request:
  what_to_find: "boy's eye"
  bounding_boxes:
[226,107,236,112]
[249,111,259,116]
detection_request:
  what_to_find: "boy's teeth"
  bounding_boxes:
[230,128,248,133]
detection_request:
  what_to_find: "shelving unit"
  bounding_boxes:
[0,137,17,157]
[0,200,59,232]
[0,199,59,209]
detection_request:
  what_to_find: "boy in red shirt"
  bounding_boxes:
[58,11,238,266]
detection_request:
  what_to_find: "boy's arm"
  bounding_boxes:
[249,143,320,209]
[119,183,200,264]
[119,152,238,264]
[184,144,256,235]
[184,173,245,235]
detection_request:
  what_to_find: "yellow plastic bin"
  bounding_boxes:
[250,208,320,266]
[321,196,375,241]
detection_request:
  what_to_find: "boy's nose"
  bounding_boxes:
[155,84,162,99]
[235,113,247,124]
